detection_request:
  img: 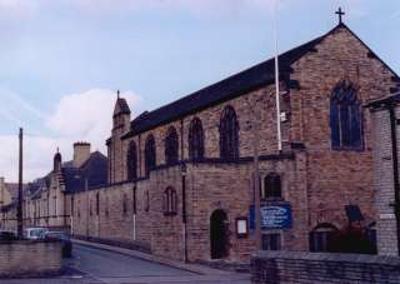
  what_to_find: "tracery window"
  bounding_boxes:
[189,117,204,161]
[165,126,179,165]
[330,81,363,150]
[127,140,137,181]
[145,134,156,175]
[219,105,239,160]
[163,187,178,216]
[263,173,282,199]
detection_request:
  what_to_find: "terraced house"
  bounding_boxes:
[2,20,400,264]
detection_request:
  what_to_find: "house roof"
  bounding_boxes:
[122,23,399,139]
[62,151,108,193]
[27,151,108,199]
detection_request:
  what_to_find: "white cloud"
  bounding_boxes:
[0,88,142,183]
[65,0,281,16]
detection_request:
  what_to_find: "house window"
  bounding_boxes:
[122,194,128,215]
[145,135,156,175]
[163,187,178,216]
[219,105,239,160]
[127,140,137,181]
[89,200,93,216]
[309,223,337,252]
[77,200,80,218]
[262,233,281,250]
[189,117,204,161]
[330,80,363,150]
[165,126,179,165]
[263,173,282,199]
[96,193,100,216]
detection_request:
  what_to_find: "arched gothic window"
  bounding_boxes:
[165,126,179,165]
[263,173,282,199]
[189,117,204,161]
[127,141,137,181]
[163,187,178,216]
[330,81,363,150]
[145,134,156,175]
[219,105,239,160]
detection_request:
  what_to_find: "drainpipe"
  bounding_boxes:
[388,105,400,256]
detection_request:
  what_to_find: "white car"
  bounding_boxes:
[24,227,49,240]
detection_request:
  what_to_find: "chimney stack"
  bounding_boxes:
[73,142,91,168]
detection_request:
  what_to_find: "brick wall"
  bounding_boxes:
[251,251,400,283]
[0,240,63,278]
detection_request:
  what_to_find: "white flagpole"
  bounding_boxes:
[273,1,282,152]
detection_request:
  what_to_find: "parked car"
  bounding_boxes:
[0,230,17,240]
[44,231,72,258]
[24,227,49,240]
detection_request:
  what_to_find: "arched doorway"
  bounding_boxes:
[210,209,228,259]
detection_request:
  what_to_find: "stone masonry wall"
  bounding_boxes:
[251,251,400,284]
[0,240,63,278]
[289,26,398,230]
[370,106,399,255]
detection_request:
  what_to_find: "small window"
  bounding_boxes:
[309,223,337,252]
[71,196,74,216]
[96,193,100,216]
[263,173,282,199]
[122,194,128,215]
[145,191,150,212]
[105,196,109,217]
[262,233,281,250]
[163,187,178,216]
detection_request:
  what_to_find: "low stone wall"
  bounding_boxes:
[0,240,63,278]
[73,234,151,254]
[251,251,400,284]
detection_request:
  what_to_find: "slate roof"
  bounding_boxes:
[366,92,400,108]
[62,151,108,193]
[26,151,108,199]
[122,23,400,139]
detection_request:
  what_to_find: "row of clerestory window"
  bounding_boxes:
[126,105,239,180]
[126,80,363,180]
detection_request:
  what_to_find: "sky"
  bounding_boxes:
[0,0,399,182]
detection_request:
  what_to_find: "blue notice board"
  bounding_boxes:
[249,203,292,230]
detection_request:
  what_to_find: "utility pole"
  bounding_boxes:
[17,127,23,238]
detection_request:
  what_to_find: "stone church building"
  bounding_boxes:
[2,20,399,263]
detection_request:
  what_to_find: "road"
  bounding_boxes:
[2,243,251,284]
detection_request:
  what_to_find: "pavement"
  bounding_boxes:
[0,240,251,284]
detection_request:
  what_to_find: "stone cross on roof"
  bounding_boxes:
[335,7,345,24]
